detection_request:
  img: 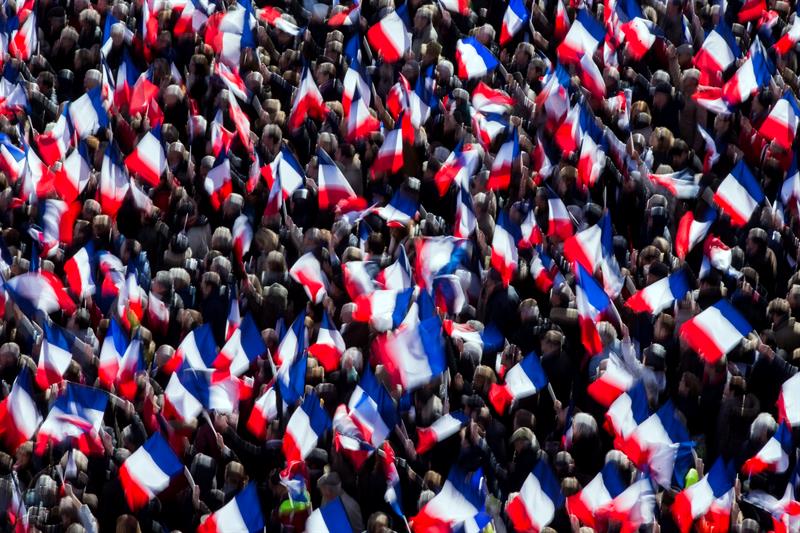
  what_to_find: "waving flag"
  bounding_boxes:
[722,46,771,105]
[555,101,596,153]
[416,411,468,454]
[37,383,108,455]
[308,311,346,372]
[348,368,397,448]
[673,459,736,533]
[488,127,519,191]
[625,268,691,315]
[204,151,232,210]
[675,206,716,259]
[507,459,564,532]
[680,299,752,364]
[0,368,41,451]
[500,0,529,45]
[163,370,211,422]
[700,235,739,279]
[36,321,74,389]
[782,154,800,206]
[342,260,377,300]
[558,9,605,64]
[98,318,131,387]
[247,384,277,439]
[453,178,477,239]
[4,272,76,316]
[306,497,353,532]
[375,187,418,228]
[620,17,661,60]
[648,168,700,199]
[588,352,636,407]
[412,465,487,530]
[276,329,307,404]
[99,143,130,217]
[198,483,265,533]
[367,10,411,63]
[54,142,91,205]
[775,6,800,54]
[289,251,329,304]
[759,90,800,150]
[232,214,252,265]
[164,323,218,373]
[287,68,327,131]
[372,315,447,391]
[490,210,522,286]
[9,11,37,61]
[125,128,166,187]
[353,288,413,332]
[274,311,306,367]
[262,146,305,196]
[283,392,331,463]
[605,381,649,454]
[342,59,371,118]
[371,113,408,176]
[435,141,480,196]
[713,159,764,226]
[567,463,626,528]
[70,87,108,139]
[738,0,766,22]
[742,422,793,475]
[472,82,514,115]
[217,314,267,377]
[345,86,380,142]
[119,433,183,511]
[778,373,800,427]
[455,37,499,79]
[317,147,357,210]
[36,106,73,166]
[488,352,548,414]
[694,21,740,84]
[377,246,413,291]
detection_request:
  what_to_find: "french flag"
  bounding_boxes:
[377,246,413,291]
[625,268,691,315]
[472,82,514,115]
[204,151,232,210]
[215,61,248,102]
[742,422,793,476]
[546,188,574,240]
[577,128,606,190]
[412,465,486,529]
[232,214,252,265]
[759,90,800,150]
[602,476,657,531]
[488,352,548,414]
[738,0,766,22]
[455,37,499,80]
[672,459,736,533]
[531,247,564,293]
[55,142,91,205]
[722,47,771,106]
[262,146,305,197]
[605,382,649,457]
[36,383,108,455]
[119,433,183,511]
[439,0,470,15]
[366,10,411,63]
[648,168,700,200]
[306,497,353,532]
[555,101,595,154]
[98,318,130,387]
[472,111,507,147]
[694,21,740,84]
[775,5,800,55]
[246,384,277,440]
[563,214,604,277]
[228,92,252,150]
[519,208,543,248]
[317,147,357,210]
[346,86,380,142]
[283,392,331,463]
[348,368,397,448]
[308,311,345,373]
[256,6,301,36]
[274,311,306,368]
[125,129,166,187]
[371,113,408,177]
[700,235,739,280]
[353,288,414,332]
[416,411,468,454]
[620,17,661,60]
[164,323,218,373]
[163,369,208,422]
[287,68,327,131]
[566,463,626,528]
[342,59,371,116]
[782,154,800,206]
[500,0,529,45]
[342,260,377,300]
[372,315,447,391]
[333,404,374,470]
[63,246,95,301]
[0,368,41,452]
[99,143,130,218]
[578,53,606,99]
[37,321,74,390]
[434,141,479,196]
[713,159,764,226]
[778,373,800,427]
[289,251,328,304]
[554,0,570,41]
[432,275,466,316]
[175,0,209,35]
[328,2,361,26]
[198,483,265,533]
[375,187,418,228]
[454,179,477,239]
[217,313,267,377]
[36,106,73,166]
[588,353,636,407]
[558,8,606,64]
[679,299,752,364]
[675,206,716,259]
[488,127,519,191]
[0,133,26,182]
[114,50,140,111]
[507,459,564,532]
[414,236,469,289]
[69,87,108,139]
[491,210,522,287]
[147,291,169,337]
[9,11,37,61]
[4,272,77,316]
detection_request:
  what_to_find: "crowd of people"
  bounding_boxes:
[1,0,800,530]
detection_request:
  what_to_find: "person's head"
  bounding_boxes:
[746,227,768,258]
[367,512,391,533]
[768,298,791,328]
[750,413,777,446]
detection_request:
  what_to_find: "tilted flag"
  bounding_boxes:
[778,373,800,427]
[679,299,752,364]
[587,352,636,407]
[507,459,564,532]
[283,392,331,463]
[488,352,548,414]
[306,497,353,533]
[119,433,184,511]
[217,313,267,377]
[625,268,691,315]
[759,90,800,150]
[125,128,166,187]
[308,311,346,373]
[204,151,232,210]
[411,465,487,530]
[455,37,499,79]
[372,315,447,391]
[289,251,329,304]
[558,8,606,64]
[713,155,763,225]
[675,206,716,259]
[197,483,265,533]
[416,411,468,454]
[500,0,529,45]
[287,68,327,131]
[37,321,74,389]
[348,368,398,448]
[0,368,41,452]
[366,10,411,63]
[672,459,736,533]
[566,462,626,528]
[742,422,793,476]
[36,383,108,455]
[69,87,108,139]
[317,147,357,210]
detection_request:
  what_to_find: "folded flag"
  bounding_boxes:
[778,373,800,427]
[0,368,41,452]
[471,82,514,115]
[679,299,752,364]
[306,497,353,533]
[289,251,329,304]
[713,159,764,226]
[743,422,793,475]
[308,311,346,372]
[488,352,548,414]
[672,459,736,533]
[119,433,183,511]
[455,37,499,79]
[675,206,717,259]
[700,235,740,280]
[36,383,107,455]
[366,10,411,63]
[283,392,331,463]
[507,458,564,532]
[566,462,626,528]
[625,268,691,315]
[198,483,265,533]
[348,367,397,448]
